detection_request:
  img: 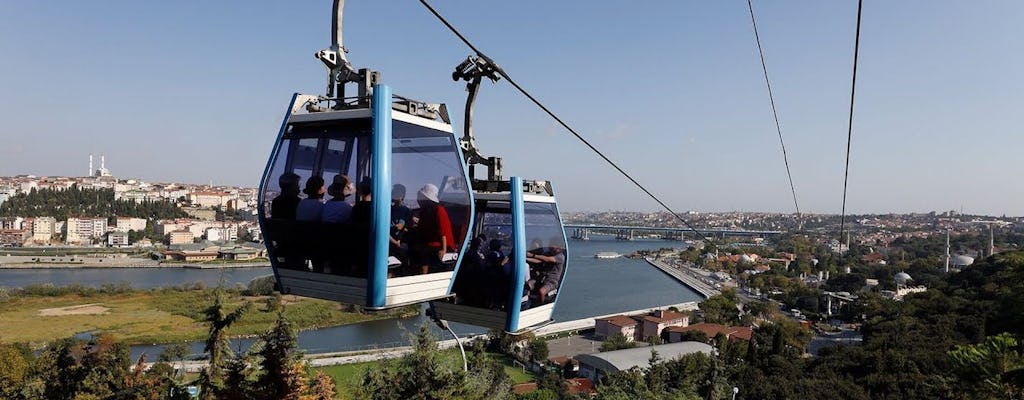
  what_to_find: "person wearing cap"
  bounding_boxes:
[410,183,453,275]
[295,176,326,221]
[321,174,354,223]
[270,172,301,219]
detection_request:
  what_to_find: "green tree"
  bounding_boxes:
[949,332,1024,398]
[355,325,512,400]
[600,333,638,352]
[197,288,250,400]
[699,290,742,325]
[251,311,305,399]
[528,338,549,362]
[0,344,28,399]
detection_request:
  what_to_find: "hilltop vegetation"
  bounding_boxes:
[0,186,187,221]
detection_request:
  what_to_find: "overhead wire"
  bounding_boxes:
[839,0,864,246]
[746,0,801,216]
[417,0,708,239]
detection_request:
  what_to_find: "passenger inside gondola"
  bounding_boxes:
[321,174,353,223]
[296,176,326,221]
[270,172,301,220]
[348,178,373,277]
[527,238,566,305]
[410,184,453,275]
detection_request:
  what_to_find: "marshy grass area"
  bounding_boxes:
[0,284,417,347]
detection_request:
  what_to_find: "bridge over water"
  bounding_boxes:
[563,224,783,241]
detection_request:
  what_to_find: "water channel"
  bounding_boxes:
[2,237,702,360]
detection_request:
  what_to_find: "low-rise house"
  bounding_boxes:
[595,315,640,341]
[638,310,689,341]
[666,323,753,344]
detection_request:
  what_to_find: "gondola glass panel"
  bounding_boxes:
[432,180,568,332]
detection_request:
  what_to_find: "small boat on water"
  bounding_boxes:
[594,252,622,259]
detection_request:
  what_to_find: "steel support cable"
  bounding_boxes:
[418,0,708,239]
[746,0,801,216]
[840,0,864,246]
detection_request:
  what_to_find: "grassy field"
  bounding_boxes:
[0,287,415,347]
[315,350,535,398]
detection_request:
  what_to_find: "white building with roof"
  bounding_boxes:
[575,341,715,383]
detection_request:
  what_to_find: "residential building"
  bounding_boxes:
[108,232,130,247]
[637,310,689,341]
[168,230,195,245]
[30,216,57,242]
[65,217,108,244]
[594,315,640,342]
[0,217,24,230]
[114,217,147,232]
[0,229,30,247]
[576,341,715,383]
[666,323,753,344]
[190,191,236,208]
[182,207,217,221]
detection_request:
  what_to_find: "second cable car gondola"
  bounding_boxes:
[431,177,570,332]
[258,83,474,309]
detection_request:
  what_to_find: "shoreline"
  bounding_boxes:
[0,261,271,269]
[643,257,720,299]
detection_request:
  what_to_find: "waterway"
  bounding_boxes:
[3,236,703,360]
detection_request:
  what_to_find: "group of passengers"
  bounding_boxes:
[454,235,565,311]
[269,172,454,277]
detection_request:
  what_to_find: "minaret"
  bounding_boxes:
[89,154,94,177]
[989,225,994,257]
[944,229,951,273]
[101,155,106,172]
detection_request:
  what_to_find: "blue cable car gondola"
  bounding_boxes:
[257,3,570,332]
[431,177,569,332]
[258,87,473,309]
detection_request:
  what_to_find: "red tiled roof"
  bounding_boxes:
[596,315,638,327]
[668,323,753,342]
[567,378,595,394]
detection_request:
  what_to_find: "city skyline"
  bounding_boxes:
[2,2,1022,215]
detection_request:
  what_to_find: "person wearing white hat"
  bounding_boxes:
[410,183,453,275]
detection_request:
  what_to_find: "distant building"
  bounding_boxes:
[638,310,689,341]
[576,341,715,383]
[189,191,236,209]
[594,315,639,342]
[108,232,130,247]
[666,323,753,344]
[0,229,29,247]
[182,207,217,221]
[168,230,195,245]
[114,217,147,233]
[30,216,56,242]
[65,217,108,244]
[0,217,24,230]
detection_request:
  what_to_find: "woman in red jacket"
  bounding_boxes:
[410,183,453,275]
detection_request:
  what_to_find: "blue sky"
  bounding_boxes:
[1,1,1021,215]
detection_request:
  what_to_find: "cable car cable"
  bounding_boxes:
[840,0,863,246]
[418,0,708,240]
[746,0,800,216]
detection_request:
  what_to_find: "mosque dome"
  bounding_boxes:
[953,255,975,267]
[894,272,912,284]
